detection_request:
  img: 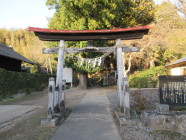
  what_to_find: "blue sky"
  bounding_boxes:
[0,0,163,29]
[0,0,55,29]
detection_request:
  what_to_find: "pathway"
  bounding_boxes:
[0,88,86,131]
[51,88,121,140]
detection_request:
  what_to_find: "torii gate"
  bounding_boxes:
[29,24,153,120]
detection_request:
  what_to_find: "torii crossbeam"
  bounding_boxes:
[28,24,153,41]
[29,24,153,120]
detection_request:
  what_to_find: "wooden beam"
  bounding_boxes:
[122,47,140,52]
[43,46,140,54]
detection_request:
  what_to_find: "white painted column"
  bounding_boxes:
[116,39,124,110]
[56,40,65,109]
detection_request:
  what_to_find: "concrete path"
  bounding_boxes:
[51,88,121,140]
[0,105,41,129]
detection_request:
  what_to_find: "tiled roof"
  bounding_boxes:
[0,43,33,64]
[166,57,186,68]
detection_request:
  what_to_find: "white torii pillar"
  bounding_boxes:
[116,39,124,110]
[56,40,65,109]
[116,39,130,118]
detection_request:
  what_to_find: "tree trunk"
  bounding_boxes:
[150,59,155,68]
[78,73,88,89]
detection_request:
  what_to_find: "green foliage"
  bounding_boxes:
[47,0,154,29]
[30,65,39,73]
[46,0,155,74]
[129,66,168,88]
[0,68,49,100]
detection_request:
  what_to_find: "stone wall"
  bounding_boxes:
[141,109,186,135]
[130,88,159,108]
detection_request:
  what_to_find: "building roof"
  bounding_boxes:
[0,43,33,64]
[166,57,186,68]
[28,24,154,41]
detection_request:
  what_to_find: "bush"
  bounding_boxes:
[30,65,39,73]
[129,66,168,88]
[0,68,49,99]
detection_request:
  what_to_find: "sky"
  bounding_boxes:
[0,0,163,29]
[0,0,55,29]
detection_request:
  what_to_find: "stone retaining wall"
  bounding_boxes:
[130,88,159,107]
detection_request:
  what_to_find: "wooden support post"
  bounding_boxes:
[56,40,65,111]
[116,39,124,110]
[62,80,66,108]
[122,49,130,118]
[54,86,59,112]
[123,77,130,118]
[48,77,55,115]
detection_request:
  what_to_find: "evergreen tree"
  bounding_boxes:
[46,0,155,88]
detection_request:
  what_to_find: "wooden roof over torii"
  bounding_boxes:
[28,24,154,41]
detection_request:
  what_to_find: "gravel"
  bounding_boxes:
[113,109,186,140]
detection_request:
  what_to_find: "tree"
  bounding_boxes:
[154,1,186,63]
[46,0,155,88]
[169,0,186,18]
[123,1,186,74]
[0,29,53,74]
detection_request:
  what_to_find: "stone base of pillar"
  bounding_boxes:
[124,107,130,119]
[41,113,62,127]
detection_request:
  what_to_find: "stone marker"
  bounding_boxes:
[155,103,169,113]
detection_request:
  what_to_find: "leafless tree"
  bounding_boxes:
[171,0,186,18]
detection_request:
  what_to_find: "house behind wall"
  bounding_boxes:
[171,67,186,75]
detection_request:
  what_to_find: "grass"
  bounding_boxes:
[0,88,47,105]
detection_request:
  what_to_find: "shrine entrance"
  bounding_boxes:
[29,24,152,122]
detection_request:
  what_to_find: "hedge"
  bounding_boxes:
[0,68,50,100]
[129,66,168,88]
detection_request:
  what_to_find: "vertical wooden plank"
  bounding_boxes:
[116,39,124,110]
[56,40,65,110]
[48,77,55,115]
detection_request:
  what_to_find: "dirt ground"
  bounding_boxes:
[0,88,87,140]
